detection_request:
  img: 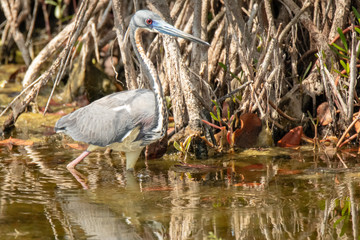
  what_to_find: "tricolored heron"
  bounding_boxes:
[55,10,209,171]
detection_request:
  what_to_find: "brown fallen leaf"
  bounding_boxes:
[0,137,34,150]
[277,126,303,147]
[317,102,332,126]
[66,143,88,150]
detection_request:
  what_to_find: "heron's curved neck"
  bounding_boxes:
[130,27,167,137]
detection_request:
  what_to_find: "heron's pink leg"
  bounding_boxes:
[67,151,91,169]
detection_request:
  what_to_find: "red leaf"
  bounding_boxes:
[232,113,262,148]
[277,126,303,147]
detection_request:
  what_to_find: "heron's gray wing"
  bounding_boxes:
[55,89,156,147]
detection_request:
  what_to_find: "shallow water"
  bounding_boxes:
[1,142,360,239]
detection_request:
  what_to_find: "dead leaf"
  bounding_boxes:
[317,102,332,126]
[277,126,303,147]
[0,137,34,150]
[66,143,88,150]
[232,113,262,148]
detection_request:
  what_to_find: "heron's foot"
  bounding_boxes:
[67,168,89,189]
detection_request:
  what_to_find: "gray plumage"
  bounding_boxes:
[55,89,157,148]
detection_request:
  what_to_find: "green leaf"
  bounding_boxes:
[216,105,221,122]
[218,62,227,71]
[339,60,347,72]
[331,42,347,53]
[355,27,360,35]
[329,45,350,59]
[173,141,182,152]
[229,71,238,79]
[302,62,312,80]
[55,5,61,19]
[352,6,360,23]
[45,0,58,6]
[60,14,74,23]
[333,68,348,78]
[340,215,350,236]
[307,111,316,126]
[334,215,346,228]
[341,200,350,216]
[184,137,192,152]
[337,28,348,51]
[212,100,221,122]
[210,112,218,122]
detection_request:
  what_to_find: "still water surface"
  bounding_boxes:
[0,143,360,239]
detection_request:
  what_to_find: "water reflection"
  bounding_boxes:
[0,144,360,239]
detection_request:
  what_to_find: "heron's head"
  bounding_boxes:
[130,10,210,46]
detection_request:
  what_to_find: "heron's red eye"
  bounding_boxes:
[146,19,153,25]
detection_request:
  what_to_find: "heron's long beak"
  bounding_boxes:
[153,20,210,46]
